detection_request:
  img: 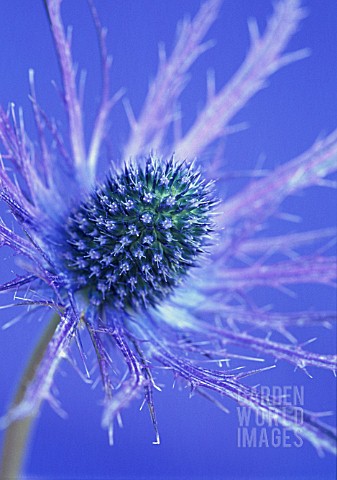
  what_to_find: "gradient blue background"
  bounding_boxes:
[0,1,336,479]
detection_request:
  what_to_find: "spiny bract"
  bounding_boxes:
[63,156,215,309]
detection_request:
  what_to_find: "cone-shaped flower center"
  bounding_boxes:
[63,156,215,309]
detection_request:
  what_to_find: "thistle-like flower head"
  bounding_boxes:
[0,0,336,471]
[64,156,215,309]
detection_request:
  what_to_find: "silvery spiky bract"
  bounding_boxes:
[0,0,336,458]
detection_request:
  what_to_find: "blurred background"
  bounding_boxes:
[0,1,336,479]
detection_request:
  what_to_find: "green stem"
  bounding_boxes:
[0,314,60,480]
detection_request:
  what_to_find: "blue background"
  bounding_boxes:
[0,1,336,479]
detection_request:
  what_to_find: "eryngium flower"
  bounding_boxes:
[0,0,336,456]
[63,157,215,309]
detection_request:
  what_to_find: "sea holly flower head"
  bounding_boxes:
[0,0,336,472]
[63,156,215,310]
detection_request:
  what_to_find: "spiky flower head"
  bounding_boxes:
[64,156,215,309]
[0,1,336,477]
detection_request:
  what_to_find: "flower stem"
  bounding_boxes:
[0,313,60,480]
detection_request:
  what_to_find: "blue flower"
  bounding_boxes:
[62,156,215,310]
[0,0,336,461]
